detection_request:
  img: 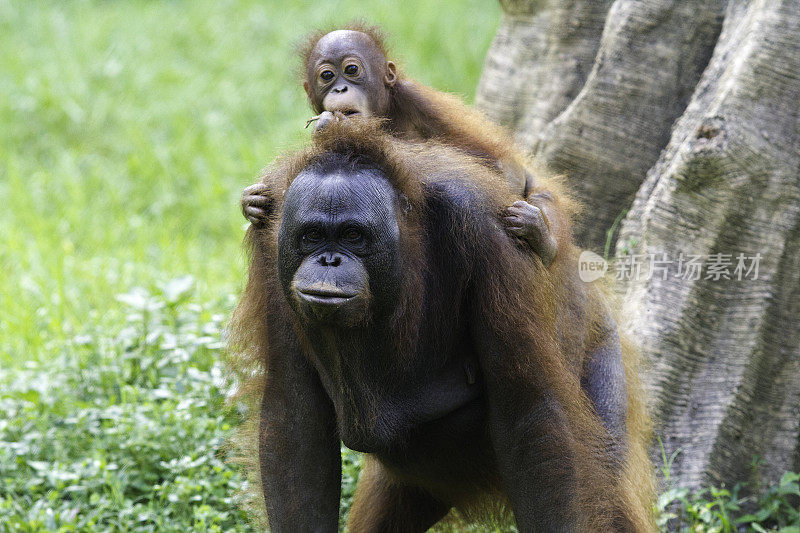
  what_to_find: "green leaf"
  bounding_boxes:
[161,276,195,304]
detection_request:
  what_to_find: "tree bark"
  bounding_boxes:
[478,0,800,490]
[478,0,725,251]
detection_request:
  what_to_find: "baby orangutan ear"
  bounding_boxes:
[384,61,397,87]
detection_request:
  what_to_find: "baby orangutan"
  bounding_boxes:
[241,25,559,266]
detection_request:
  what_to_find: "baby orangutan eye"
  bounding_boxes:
[343,64,359,76]
[320,70,335,82]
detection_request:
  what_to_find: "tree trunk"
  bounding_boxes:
[478,0,800,491]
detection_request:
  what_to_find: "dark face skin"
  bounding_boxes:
[304,30,397,117]
[277,166,402,328]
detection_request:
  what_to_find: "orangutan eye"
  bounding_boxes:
[302,229,323,244]
[320,70,335,82]
[344,64,359,76]
[342,228,363,243]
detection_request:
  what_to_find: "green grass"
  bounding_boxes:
[0,0,501,365]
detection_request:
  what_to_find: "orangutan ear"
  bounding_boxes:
[384,61,397,87]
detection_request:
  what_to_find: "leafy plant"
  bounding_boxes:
[0,280,251,531]
[655,439,800,532]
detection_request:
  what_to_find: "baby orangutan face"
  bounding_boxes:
[304,30,397,118]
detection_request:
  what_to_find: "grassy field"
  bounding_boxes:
[0,0,500,366]
[2,1,799,532]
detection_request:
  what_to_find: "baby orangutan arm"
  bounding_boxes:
[503,193,559,268]
[499,159,560,267]
[241,182,277,227]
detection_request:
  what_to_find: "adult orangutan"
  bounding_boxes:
[229,120,654,532]
[241,25,558,267]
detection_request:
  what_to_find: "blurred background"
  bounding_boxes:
[0,0,500,360]
[0,1,499,529]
